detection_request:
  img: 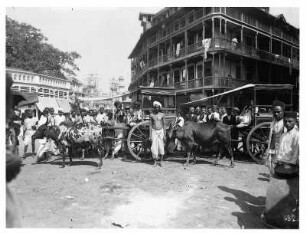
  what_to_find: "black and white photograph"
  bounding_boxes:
[3,1,301,230]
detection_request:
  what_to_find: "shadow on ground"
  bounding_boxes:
[218,185,267,229]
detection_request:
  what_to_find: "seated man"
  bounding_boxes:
[236,106,252,129]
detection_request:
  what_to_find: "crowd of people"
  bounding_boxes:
[10,100,143,159]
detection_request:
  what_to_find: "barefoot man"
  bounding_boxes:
[150,101,166,166]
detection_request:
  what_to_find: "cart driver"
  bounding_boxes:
[150,101,166,166]
[236,105,252,129]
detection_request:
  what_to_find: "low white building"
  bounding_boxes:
[7,67,73,113]
[7,67,71,99]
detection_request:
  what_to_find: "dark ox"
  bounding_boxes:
[36,122,104,169]
[166,121,234,166]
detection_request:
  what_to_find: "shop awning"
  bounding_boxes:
[11,91,39,107]
[56,98,71,113]
[36,97,60,113]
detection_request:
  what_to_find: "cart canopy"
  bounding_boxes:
[182,84,293,106]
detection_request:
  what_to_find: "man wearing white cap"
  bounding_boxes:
[54,108,66,126]
[150,101,166,166]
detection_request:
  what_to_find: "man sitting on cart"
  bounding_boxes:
[236,105,252,129]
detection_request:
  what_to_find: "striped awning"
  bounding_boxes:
[36,97,60,113]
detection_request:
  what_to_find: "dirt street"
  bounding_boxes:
[9,143,270,229]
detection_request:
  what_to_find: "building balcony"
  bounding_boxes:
[147,7,298,49]
[174,76,250,91]
[209,38,299,69]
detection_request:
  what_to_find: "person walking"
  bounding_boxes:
[22,109,37,157]
[150,101,166,166]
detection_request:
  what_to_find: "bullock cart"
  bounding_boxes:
[182,83,294,164]
[126,86,177,161]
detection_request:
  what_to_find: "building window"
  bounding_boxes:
[14,74,17,80]
[31,87,36,93]
[19,74,21,80]
[188,65,195,80]
[11,86,19,91]
[174,70,180,83]
[204,61,212,76]
[20,86,30,93]
[197,65,203,78]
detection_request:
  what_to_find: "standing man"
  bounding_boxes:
[275,111,299,169]
[174,110,184,151]
[96,107,107,125]
[266,100,286,173]
[54,108,66,126]
[22,109,37,157]
[185,106,197,122]
[48,108,55,126]
[263,111,299,229]
[150,101,166,166]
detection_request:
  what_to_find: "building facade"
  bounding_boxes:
[7,67,71,99]
[128,7,299,109]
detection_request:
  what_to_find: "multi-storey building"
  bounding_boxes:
[128,7,299,109]
[7,67,71,99]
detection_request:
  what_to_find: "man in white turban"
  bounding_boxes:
[150,100,165,166]
[153,101,162,108]
[54,108,65,126]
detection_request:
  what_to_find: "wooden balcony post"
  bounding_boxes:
[223,53,226,77]
[212,53,215,83]
[224,20,227,34]
[269,37,272,53]
[255,32,258,49]
[202,20,206,39]
[281,41,283,57]
[219,53,221,75]
[184,60,188,81]
[220,18,222,34]
[185,30,188,55]
[240,58,243,80]
[157,43,160,64]
[170,64,173,87]
[157,68,160,86]
[240,26,244,43]
[212,18,215,39]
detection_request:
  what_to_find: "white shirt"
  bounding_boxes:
[276,126,299,164]
[54,115,66,126]
[37,115,48,127]
[175,116,184,127]
[96,113,107,124]
[23,117,37,131]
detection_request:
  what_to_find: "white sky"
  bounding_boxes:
[5,7,299,92]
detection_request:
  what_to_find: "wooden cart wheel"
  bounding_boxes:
[127,121,152,161]
[246,122,271,164]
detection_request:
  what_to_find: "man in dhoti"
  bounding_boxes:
[150,101,166,166]
[22,109,37,157]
